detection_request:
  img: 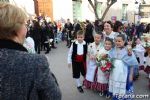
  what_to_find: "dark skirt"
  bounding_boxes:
[144,66,150,74]
[83,79,92,89]
[149,79,150,89]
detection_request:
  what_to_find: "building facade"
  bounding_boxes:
[51,0,141,23]
[0,0,9,2]
[3,0,149,23]
[139,4,150,23]
[34,0,53,21]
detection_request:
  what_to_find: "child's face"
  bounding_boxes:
[77,34,84,43]
[144,37,148,42]
[94,34,101,44]
[136,38,141,44]
[115,37,125,48]
[128,40,132,45]
[104,41,112,50]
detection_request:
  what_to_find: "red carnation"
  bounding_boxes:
[101,67,106,72]
[106,62,112,69]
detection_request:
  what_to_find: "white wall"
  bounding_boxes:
[53,0,73,22]
[103,0,138,23]
[81,0,95,21]
[9,0,35,15]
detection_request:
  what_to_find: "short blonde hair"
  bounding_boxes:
[0,3,27,39]
[77,30,85,36]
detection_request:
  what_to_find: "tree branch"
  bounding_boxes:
[101,0,117,21]
[88,0,117,20]
[94,0,99,19]
[107,0,111,6]
[88,0,95,9]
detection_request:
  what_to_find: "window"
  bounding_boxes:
[72,1,82,20]
[139,5,150,18]
[122,4,128,20]
[96,2,102,18]
[0,0,9,2]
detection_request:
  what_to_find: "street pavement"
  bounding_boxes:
[43,42,149,100]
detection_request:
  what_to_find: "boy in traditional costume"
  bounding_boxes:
[68,30,87,93]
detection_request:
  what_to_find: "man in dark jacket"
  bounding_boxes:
[64,19,73,48]
[84,20,94,44]
[72,19,81,39]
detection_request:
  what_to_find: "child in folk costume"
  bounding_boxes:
[23,37,36,54]
[83,33,103,90]
[132,38,145,80]
[68,30,87,93]
[144,48,150,89]
[96,37,114,97]
[108,34,138,100]
[133,38,145,70]
[143,36,150,89]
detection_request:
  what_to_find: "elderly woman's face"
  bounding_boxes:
[104,23,112,34]
[16,23,27,44]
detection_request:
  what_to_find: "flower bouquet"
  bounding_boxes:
[96,54,114,73]
[141,34,150,50]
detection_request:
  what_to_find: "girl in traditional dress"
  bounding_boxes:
[144,48,150,89]
[108,34,138,100]
[23,32,36,54]
[96,37,114,97]
[133,38,145,70]
[132,38,145,80]
[83,33,103,90]
[143,37,150,89]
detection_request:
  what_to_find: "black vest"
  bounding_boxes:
[71,42,87,62]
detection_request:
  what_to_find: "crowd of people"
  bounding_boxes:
[25,16,58,54]
[67,19,150,100]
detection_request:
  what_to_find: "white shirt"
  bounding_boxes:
[23,37,36,54]
[133,44,145,52]
[146,56,150,66]
[104,31,118,40]
[67,40,86,64]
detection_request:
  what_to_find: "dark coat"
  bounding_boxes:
[73,23,81,38]
[85,23,94,43]
[30,26,42,45]
[0,39,61,100]
[64,23,73,38]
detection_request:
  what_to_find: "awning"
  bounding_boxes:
[140,18,150,23]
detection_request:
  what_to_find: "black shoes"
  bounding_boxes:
[45,51,49,54]
[77,86,84,93]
